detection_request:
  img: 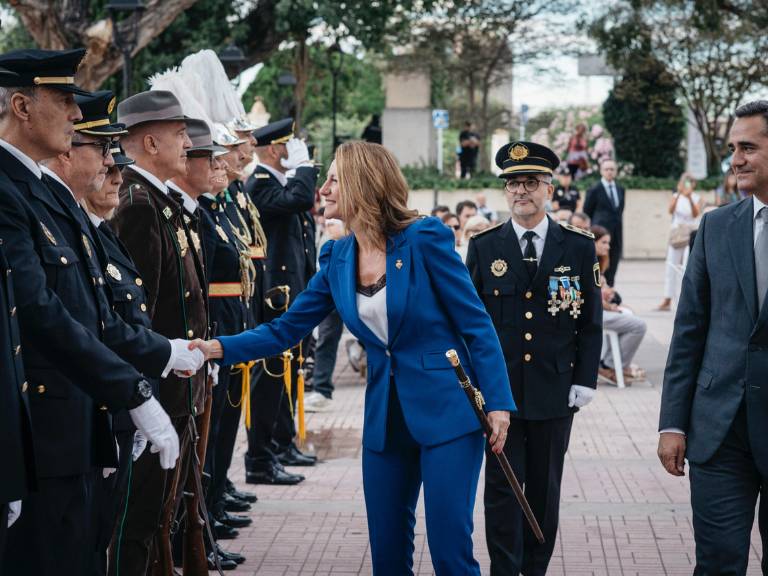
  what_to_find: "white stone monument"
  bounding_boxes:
[381,72,436,167]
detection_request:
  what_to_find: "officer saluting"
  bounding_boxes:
[466,141,602,576]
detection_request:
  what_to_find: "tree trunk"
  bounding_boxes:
[292,36,310,132]
[9,0,200,90]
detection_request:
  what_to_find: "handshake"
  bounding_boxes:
[166,337,208,378]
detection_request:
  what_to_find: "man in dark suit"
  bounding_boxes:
[467,141,603,576]
[659,100,768,574]
[241,118,318,485]
[0,50,199,576]
[584,159,624,286]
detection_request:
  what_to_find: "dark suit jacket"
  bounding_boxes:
[584,181,625,240]
[244,165,318,321]
[113,168,208,418]
[660,198,768,473]
[467,218,603,420]
[0,244,35,501]
[0,149,169,477]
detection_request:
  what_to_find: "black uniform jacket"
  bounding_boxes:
[244,165,317,320]
[0,243,35,501]
[199,194,248,340]
[584,181,625,238]
[467,218,603,420]
[0,149,170,477]
[97,220,159,432]
[113,168,209,418]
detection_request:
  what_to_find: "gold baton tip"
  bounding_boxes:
[445,349,460,367]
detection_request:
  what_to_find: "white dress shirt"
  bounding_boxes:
[166,180,198,214]
[357,287,388,346]
[0,138,42,179]
[39,165,77,203]
[510,215,549,259]
[128,164,169,195]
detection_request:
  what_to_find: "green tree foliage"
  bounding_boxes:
[602,60,684,177]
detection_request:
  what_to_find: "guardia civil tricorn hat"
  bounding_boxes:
[495,141,561,178]
[0,49,91,95]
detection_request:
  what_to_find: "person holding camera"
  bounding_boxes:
[657,172,703,311]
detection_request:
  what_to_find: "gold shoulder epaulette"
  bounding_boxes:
[559,221,595,239]
[470,221,503,239]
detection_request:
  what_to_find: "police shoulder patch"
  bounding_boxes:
[559,221,595,239]
[470,221,503,240]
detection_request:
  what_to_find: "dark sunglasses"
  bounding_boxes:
[71,139,112,158]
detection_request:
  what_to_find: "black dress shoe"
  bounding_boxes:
[217,545,246,565]
[207,551,237,570]
[277,444,317,467]
[223,492,251,512]
[246,466,305,485]
[212,518,239,540]
[216,510,252,528]
[225,479,258,503]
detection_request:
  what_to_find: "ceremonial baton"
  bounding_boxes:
[445,349,545,544]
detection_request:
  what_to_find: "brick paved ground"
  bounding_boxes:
[218,261,764,575]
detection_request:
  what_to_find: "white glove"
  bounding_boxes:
[280,138,311,170]
[209,362,220,387]
[568,385,596,409]
[163,338,205,378]
[7,500,21,527]
[102,439,119,478]
[128,397,179,469]
[132,430,148,461]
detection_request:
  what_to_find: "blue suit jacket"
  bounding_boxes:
[219,217,516,450]
[660,198,768,473]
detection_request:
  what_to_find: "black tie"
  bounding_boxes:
[522,230,537,279]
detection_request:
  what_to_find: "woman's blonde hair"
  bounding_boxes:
[335,141,419,250]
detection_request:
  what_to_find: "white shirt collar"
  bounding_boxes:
[510,214,549,242]
[87,212,104,227]
[39,165,77,201]
[128,164,169,195]
[601,178,615,190]
[257,162,287,187]
[753,195,768,220]
[166,180,198,214]
[0,138,43,179]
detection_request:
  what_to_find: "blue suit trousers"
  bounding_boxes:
[363,385,484,576]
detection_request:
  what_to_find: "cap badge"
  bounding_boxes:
[107,263,122,281]
[509,144,529,161]
[107,96,116,115]
[491,259,508,277]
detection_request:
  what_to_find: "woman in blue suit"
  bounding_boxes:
[191,141,516,575]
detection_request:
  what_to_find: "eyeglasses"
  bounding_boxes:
[505,178,548,193]
[71,139,112,158]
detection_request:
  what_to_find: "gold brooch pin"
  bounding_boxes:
[491,259,508,277]
[554,265,571,274]
[395,259,403,270]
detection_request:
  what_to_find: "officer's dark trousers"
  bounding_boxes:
[604,232,622,287]
[206,367,243,515]
[245,356,289,472]
[91,429,135,575]
[4,473,94,576]
[690,403,768,576]
[273,355,300,452]
[485,414,573,576]
[362,384,484,576]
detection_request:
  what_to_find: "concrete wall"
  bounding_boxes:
[382,109,436,167]
[409,187,716,259]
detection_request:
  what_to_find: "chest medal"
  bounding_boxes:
[176,227,189,257]
[490,259,508,277]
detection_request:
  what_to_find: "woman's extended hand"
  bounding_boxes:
[487,410,510,455]
[188,338,224,361]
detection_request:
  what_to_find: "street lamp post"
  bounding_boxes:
[326,42,344,151]
[107,0,145,99]
[218,43,247,84]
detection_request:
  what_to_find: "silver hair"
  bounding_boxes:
[0,86,36,120]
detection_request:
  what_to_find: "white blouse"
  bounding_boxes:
[357,287,388,345]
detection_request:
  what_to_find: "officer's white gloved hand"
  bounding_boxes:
[280,138,311,170]
[209,362,220,387]
[132,430,148,461]
[129,397,179,469]
[568,385,596,409]
[7,500,21,527]
[165,338,205,378]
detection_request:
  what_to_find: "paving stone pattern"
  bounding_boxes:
[218,261,764,575]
